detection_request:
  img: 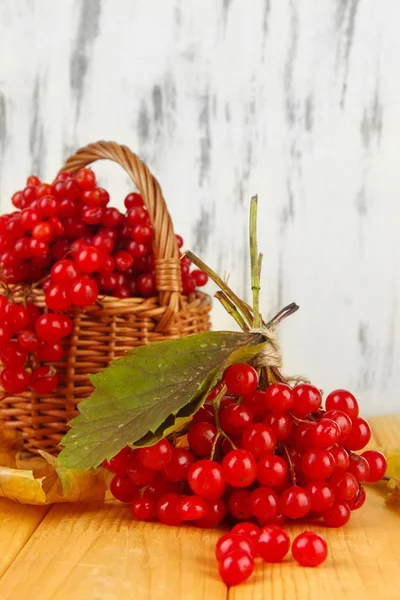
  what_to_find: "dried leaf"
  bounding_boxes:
[59,330,267,470]
[0,429,107,505]
[383,447,400,505]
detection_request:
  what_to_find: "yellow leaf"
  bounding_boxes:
[383,447,400,505]
[0,428,107,505]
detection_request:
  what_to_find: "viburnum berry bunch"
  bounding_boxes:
[60,196,388,587]
[0,168,207,397]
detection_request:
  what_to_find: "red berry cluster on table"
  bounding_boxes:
[104,368,387,585]
[58,196,388,587]
[0,169,207,396]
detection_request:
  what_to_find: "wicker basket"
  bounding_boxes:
[0,141,212,454]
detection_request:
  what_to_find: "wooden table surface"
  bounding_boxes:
[0,415,398,600]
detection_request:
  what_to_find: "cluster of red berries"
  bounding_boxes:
[0,170,208,396]
[0,294,68,394]
[105,362,387,586]
[216,527,328,585]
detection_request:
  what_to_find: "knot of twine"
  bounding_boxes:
[251,327,283,368]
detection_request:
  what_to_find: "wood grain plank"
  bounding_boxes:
[0,501,227,600]
[229,486,399,600]
[369,415,400,447]
[0,498,49,578]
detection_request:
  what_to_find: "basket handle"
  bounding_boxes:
[60,140,181,331]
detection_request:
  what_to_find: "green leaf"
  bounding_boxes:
[58,330,266,470]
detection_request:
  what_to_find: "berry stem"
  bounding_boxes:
[281,443,297,485]
[265,302,300,328]
[212,384,238,451]
[182,250,253,326]
[214,291,249,332]
[249,195,262,329]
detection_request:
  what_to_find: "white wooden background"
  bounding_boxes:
[0,0,399,416]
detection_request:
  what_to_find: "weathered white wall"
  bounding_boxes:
[0,0,399,416]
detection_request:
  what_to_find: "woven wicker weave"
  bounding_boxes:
[0,141,212,453]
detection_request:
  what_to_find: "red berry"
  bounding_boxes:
[38,195,59,217]
[187,422,217,457]
[161,448,194,482]
[231,522,260,543]
[97,254,115,275]
[324,409,353,440]
[220,404,254,436]
[156,493,182,526]
[301,448,335,480]
[192,404,216,425]
[330,446,350,471]
[59,198,80,217]
[257,525,290,562]
[92,234,114,254]
[76,168,96,191]
[36,314,67,341]
[127,206,148,226]
[136,273,156,297]
[291,384,322,418]
[292,532,328,567]
[75,246,101,274]
[347,453,370,482]
[325,389,359,419]
[195,498,226,528]
[187,459,225,499]
[45,285,71,311]
[347,486,366,510]
[305,480,335,513]
[257,455,288,487]
[126,240,147,258]
[313,418,342,448]
[0,325,11,350]
[1,342,27,368]
[132,224,153,244]
[250,486,279,524]
[228,490,253,520]
[265,383,294,413]
[101,207,123,228]
[125,192,144,209]
[138,439,173,471]
[32,221,54,242]
[37,341,64,362]
[241,423,276,458]
[114,250,134,272]
[263,412,293,441]
[82,205,103,225]
[241,389,269,419]
[51,259,79,285]
[36,183,52,198]
[322,501,351,527]
[127,455,157,486]
[110,475,137,503]
[192,269,208,287]
[30,366,59,394]
[222,450,257,488]
[82,187,109,207]
[106,447,131,476]
[70,277,98,306]
[293,422,315,452]
[361,450,387,482]
[0,367,30,394]
[175,234,184,248]
[4,303,29,333]
[329,471,358,501]
[345,417,372,451]
[215,533,255,561]
[224,363,258,396]
[20,208,41,230]
[218,549,254,586]
[130,496,155,521]
[279,486,311,519]
[179,495,208,520]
